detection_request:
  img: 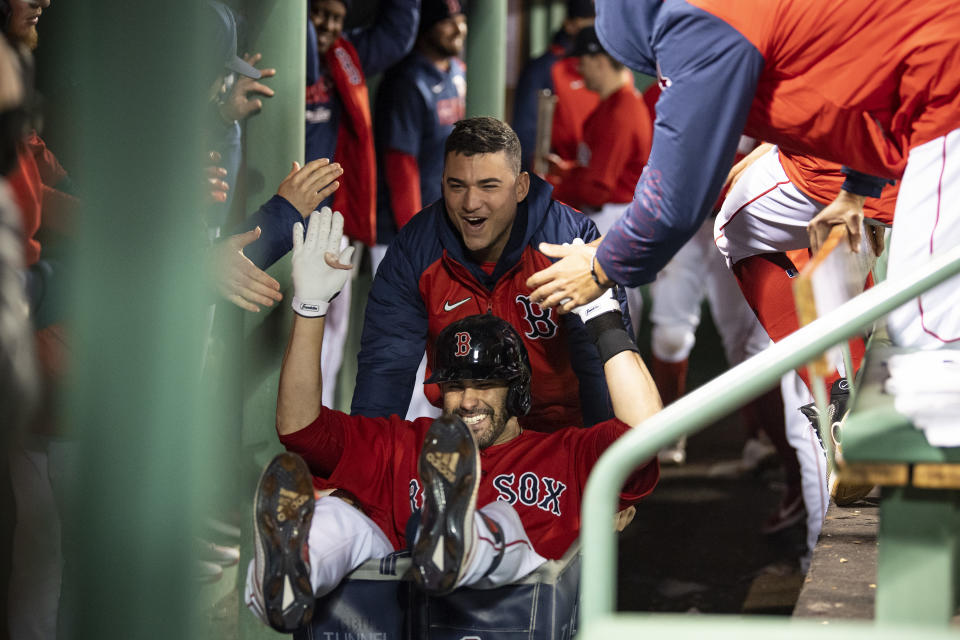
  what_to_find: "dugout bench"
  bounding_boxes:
[295,542,581,640]
[837,344,960,626]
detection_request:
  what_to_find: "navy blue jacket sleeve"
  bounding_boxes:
[350,236,430,418]
[376,67,425,157]
[595,3,764,287]
[232,195,302,270]
[347,0,419,77]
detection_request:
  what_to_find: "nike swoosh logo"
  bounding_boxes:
[443,297,471,312]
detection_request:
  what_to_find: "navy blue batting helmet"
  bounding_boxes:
[426,314,532,417]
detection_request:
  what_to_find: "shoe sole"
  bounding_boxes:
[412,416,480,596]
[253,453,316,632]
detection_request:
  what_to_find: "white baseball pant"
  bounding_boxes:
[244,496,546,624]
[649,217,770,365]
[885,129,960,347]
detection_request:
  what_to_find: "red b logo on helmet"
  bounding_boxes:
[454,331,471,357]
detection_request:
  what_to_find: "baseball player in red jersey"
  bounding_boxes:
[243,208,661,632]
[528,0,960,353]
[714,145,899,559]
[512,0,598,173]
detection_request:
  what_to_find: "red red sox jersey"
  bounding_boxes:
[419,246,589,431]
[280,406,659,560]
[777,150,898,226]
[552,84,653,209]
[549,56,601,166]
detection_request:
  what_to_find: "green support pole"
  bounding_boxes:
[237,2,306,638]
[62,2,214,638]
[529,0,550,60]
[240,0,305,461]
[548,0,566,34]
[466,0,507,119]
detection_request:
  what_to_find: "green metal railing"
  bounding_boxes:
[579,243,960,636]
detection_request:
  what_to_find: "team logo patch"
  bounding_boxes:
[454,331,471,356]
[409,479,423,512]
[437,96,465,126]
[656,61,672,89]
[515,294,558,340]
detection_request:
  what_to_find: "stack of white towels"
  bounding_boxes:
[885,350,960,447]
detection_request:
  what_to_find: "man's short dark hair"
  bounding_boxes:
[444,116,522,175]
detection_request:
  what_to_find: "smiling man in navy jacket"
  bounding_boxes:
[351,117,630,431]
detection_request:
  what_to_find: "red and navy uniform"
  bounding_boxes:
[373,52,466,245]
[240,2,419,264]
[512,32,600,172]
[304,0,419,246]
[351,175,631,430]
[281,406,659,559]
[552,84,653,209]
[592,0,960,288]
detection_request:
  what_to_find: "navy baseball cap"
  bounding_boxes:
[204,1,261,79]
[569,25,604,57]
[419,0,466,34]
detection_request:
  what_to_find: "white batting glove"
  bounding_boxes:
[568,237,617,322]
[572,286,621,323]
[291,207,355,317]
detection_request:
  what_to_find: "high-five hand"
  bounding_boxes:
[291,207,355,317]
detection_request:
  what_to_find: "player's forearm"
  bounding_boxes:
[580,304,661,425]
[605,350,662,427]
[277,315,326,436]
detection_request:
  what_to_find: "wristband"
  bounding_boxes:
[292,296,328,318]
[585,312,639,364]
[591,256,611,289]
[840,166,892,198]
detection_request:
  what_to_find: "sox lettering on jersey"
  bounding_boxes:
[491,472,567,515]
[514,294,558,340]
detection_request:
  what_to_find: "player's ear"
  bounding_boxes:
[515,171,530,202]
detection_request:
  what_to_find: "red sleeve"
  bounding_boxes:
[385,149,422,230]
[575,419,660,509]
[552,99,641,209]
[278,406,349,478]
[551,164,613,209]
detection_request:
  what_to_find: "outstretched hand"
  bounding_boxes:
[277,159,343,217]
[218,53,277,122]
[208,227,282,312]
[807,190,867,255]
[526,239,607,314]
[204,151,229,205]
[291,207,355,317]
